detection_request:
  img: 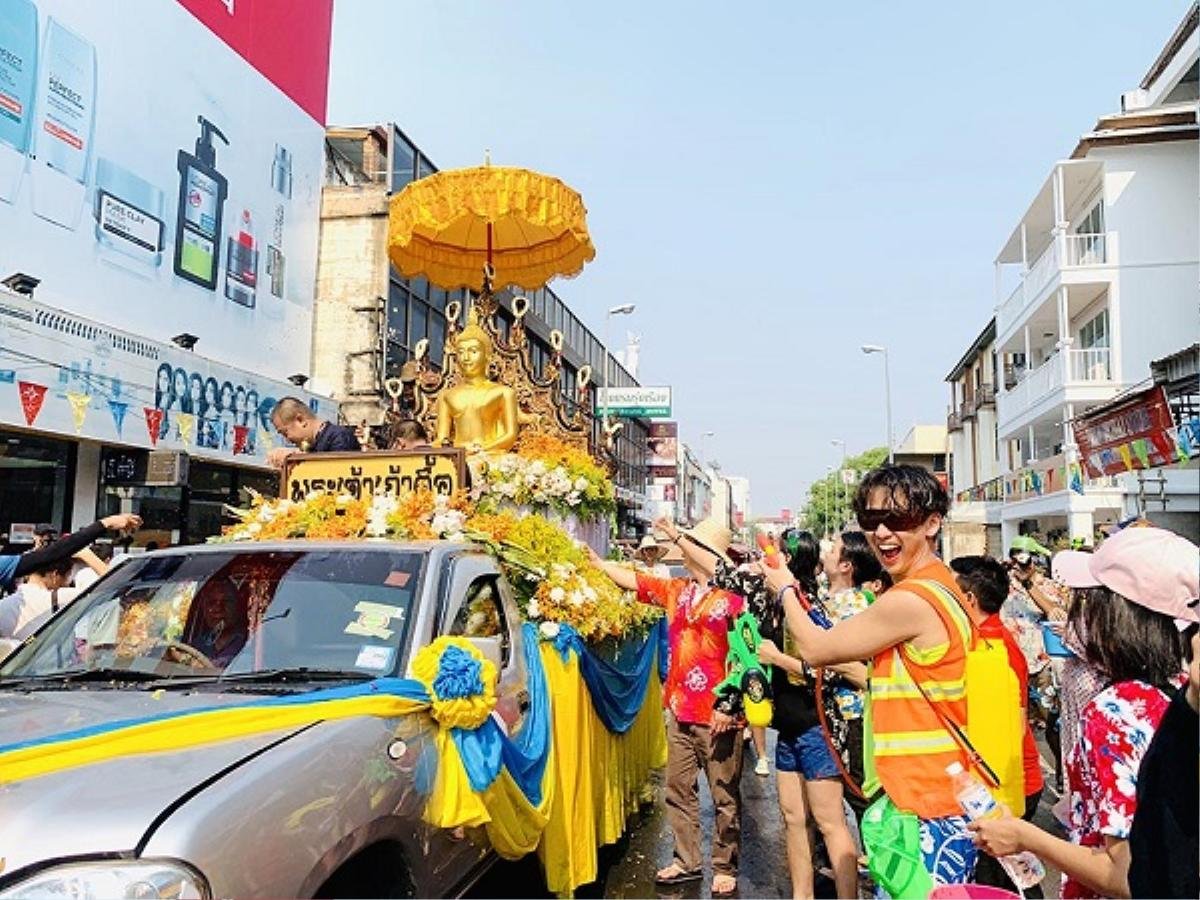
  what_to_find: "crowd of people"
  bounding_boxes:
[591,463,1198,899]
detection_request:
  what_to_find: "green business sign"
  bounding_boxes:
[596,387,672,419]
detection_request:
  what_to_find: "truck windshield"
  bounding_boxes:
[0,548,424,681]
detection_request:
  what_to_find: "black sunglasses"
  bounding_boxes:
[857,508,930,533]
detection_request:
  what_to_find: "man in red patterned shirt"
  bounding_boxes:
[590,517,745,897]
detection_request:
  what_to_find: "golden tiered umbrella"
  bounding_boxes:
[387,161,596,292]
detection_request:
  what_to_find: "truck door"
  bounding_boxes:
[439,554,529,736]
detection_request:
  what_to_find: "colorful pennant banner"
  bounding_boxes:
[108,400,129,436]
[17,381,47,426]
[144,407,164,447]
[66,392,91,435]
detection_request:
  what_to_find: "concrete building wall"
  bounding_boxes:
[313,187,391,427]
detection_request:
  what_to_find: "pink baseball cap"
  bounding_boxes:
[1054,527,1199,626]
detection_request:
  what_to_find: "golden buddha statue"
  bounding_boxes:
[435,313,519,454]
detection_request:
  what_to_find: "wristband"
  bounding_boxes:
[779,582,799,601]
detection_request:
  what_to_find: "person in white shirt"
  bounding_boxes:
[0,548,109,640]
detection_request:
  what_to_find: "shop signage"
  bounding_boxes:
[8,524,36,545]
[0,291,335,468]
[1072,386,1187,477]
[145,451,190,487]
[0,0,333,380]
[597,386,672,418]
[647,421,678,472]
[281,450,468,503]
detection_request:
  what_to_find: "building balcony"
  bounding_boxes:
[997,347,1118,439]
[947,408,964,431]
[971,383,997,412]
[996,232,1117,346]
[1002,452,1122,507]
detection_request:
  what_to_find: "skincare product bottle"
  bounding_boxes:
[266,143,290,299]
[224,207,258,307]
[173,115,228,289]
[0,0,37,204]
[93,157,165,270]
[30,17,96,229]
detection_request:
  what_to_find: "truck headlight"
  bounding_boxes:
[0,860,209,899]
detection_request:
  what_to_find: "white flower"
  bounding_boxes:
[549,586,566,603]
[246,522,263,535]
[528,460,547,476]
[568,590,585,607]
[539,621,560,639]
[574,477,589,491]
[583,585,598,602]
[527,598,541,618]
[566,491,581,506]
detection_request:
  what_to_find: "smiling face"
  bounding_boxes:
[457,338,488,379]
[860,486,941,580]
[189,376,203,402]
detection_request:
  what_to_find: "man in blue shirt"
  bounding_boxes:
[266,397,361,468]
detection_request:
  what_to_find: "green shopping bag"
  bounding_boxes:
[860,795,935,899]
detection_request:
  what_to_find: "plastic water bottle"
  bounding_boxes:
[946,762,1046,891]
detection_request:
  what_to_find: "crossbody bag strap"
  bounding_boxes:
[895,580,1001,789]
[50,588,60,613]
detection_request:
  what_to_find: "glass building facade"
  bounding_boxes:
[325,125,650,536]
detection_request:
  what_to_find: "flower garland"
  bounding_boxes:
[476,433,615,523]
[213,489,660,643]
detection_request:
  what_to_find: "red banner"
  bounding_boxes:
[16,381,47,426]
[176,0,335,124]
[1073,386,1176,477]
[144,408,164,447]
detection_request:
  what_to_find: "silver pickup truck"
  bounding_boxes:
[0,541,533,899]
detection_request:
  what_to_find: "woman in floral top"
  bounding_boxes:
[971,526,1197,899]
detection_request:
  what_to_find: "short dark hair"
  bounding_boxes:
[390,419,429,446]
[950,555,1010,615]
[1074,586,1187,689]
[780,528,820,599]
[271,397,312,424]
[839,530,884,588]
[853,464,950,521]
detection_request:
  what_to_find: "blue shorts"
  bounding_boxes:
[775,725,841,780]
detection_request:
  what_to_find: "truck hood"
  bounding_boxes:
[0,689,309,876]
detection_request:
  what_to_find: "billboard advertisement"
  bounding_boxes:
[0,290,335,466]
[0,0,333,380]
[647,421,678,470]
[1072,385,1193,477]
[597,386,671,418]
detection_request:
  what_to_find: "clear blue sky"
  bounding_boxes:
[327,1,1191,516]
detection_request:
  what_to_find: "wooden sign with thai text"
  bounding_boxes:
[281,450,467,502]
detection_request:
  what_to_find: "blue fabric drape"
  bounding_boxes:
[452,623,552,804]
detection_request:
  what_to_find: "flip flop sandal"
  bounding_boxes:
[711,875,738,897]
[655,865,702,885]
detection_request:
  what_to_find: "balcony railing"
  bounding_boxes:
[998,348,1115,433]
[960,399,976,421]
[971,383,997,412]
[956,475,1004,504]
[997,232,1114,337]
[1004,452,1122,503]
[947,408,963,431]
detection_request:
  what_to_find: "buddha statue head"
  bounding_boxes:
[453,310,494,380]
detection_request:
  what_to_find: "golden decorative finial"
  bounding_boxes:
[455,306,493,353]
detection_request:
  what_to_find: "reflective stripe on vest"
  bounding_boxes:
[868,570,975,818]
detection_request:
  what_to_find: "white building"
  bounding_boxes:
[990,7,1198,547]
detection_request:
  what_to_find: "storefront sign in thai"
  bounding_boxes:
[282,450,467,502]
[1072,386,1192,477]
[597,386,672,418]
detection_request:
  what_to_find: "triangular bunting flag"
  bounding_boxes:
[66,392,91,435]
[17,381,47,426]
[144,407,164,447]
[108,400,129,436]
[1117,444,1134,472]
[1131,438,1151,469]
[1069,462,1085,495]
[176,413,195,445]
[1150,431,1175,462]
[1174,426,1194,463]
[232,425,250,455]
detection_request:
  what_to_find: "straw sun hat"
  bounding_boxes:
[681,517,733,563]
[635,534,669,564]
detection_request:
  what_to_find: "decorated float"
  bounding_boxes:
[214,162,666,894]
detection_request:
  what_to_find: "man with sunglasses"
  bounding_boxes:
[758,464,981,890]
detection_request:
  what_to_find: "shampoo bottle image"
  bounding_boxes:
[173,115,228,290]
[266,142,290,299]
[0,0,37,204]
[30,16,96,229]
[224,207,258,308]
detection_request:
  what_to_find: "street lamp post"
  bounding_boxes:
[825,464,836,538]
[831,439,847,530]
[602,304,636,427]
[699,430,715,469]
[861,344,894,464]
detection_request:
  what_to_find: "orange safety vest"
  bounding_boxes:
[867,561,973,819]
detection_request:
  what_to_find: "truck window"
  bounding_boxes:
[447,575,509,666]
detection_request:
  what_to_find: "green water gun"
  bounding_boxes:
[714,611,773,727]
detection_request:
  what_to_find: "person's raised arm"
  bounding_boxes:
[11,514,141,580]
[586,545,639,593]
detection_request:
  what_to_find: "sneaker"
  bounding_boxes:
[755,756,770,777]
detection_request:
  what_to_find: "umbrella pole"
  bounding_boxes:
[479,222,495,315]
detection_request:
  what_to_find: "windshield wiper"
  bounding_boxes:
[0,667,164,689]
[148,667,376,690]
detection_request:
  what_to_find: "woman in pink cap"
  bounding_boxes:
[970,525,1197,899]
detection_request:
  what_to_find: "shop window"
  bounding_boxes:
[0,431,74,545]
[390,131,417,192]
